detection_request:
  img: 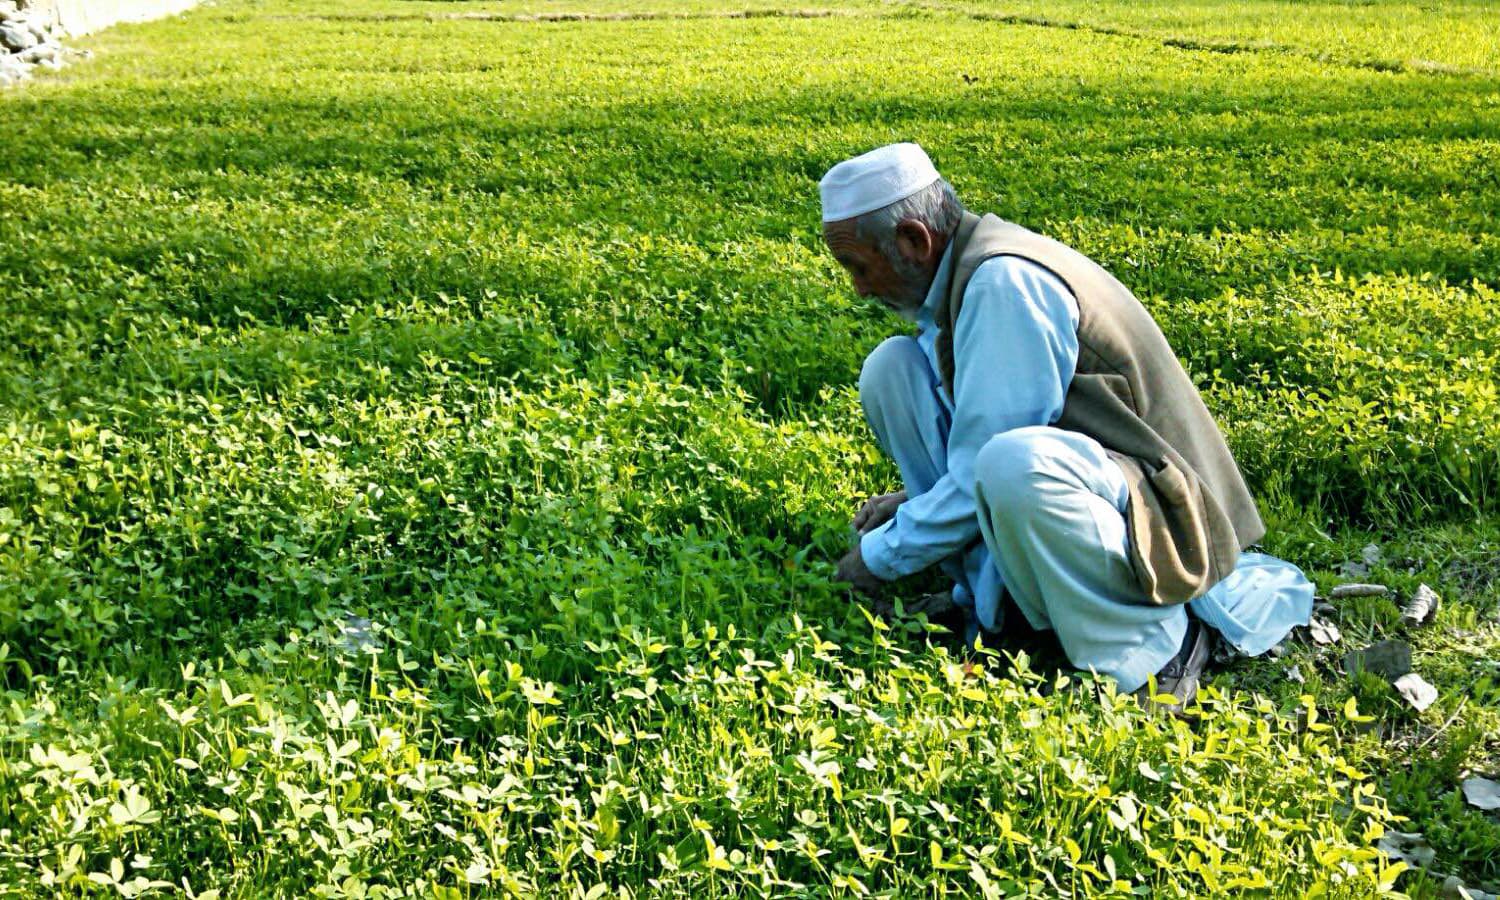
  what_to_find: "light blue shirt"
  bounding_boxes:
[860,245,1080,582]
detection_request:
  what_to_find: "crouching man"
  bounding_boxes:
[824,143,1312,707]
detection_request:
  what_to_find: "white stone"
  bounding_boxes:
[1393,672,1438,712]
[1308,615,1341,645]
[1401,583,1441,627]
[27,0,201,39]
[0,21,36,49]
[0,52,27,79]
[16,40,55,62]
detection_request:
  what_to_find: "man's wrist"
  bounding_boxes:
[859,524,903,582]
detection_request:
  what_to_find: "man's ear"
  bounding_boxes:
[893,218,936,267]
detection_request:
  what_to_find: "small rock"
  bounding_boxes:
[1377,830,1435,867]
[0,53,27,81]
[0,22,36,50]
[1335,545,1382,578]
[1394,672,1438,712]
[16,41,55,63]
[1308,615,1342,645]
[1462,776,1500,811]
[1343,640,1413,680]
[1444,874,1500,900]
[1401,583,1441,628]
[1330,583,1391,600]
[1286,664,1305,683]
[1313,600,1336,615]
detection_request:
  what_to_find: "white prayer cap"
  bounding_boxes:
[819,143,941,223]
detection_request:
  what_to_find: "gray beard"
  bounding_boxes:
[881,252,933,321]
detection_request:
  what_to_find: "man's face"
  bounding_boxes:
[822,220,930,319]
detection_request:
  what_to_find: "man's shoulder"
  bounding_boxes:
[960,254,1080,323]
[967,252,1058,284]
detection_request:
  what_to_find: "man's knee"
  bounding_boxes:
[975,426,1062,492]
[858,336,925,418]
[976,426,1129,520]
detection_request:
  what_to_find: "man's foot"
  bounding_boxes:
[1134,616,1213,713]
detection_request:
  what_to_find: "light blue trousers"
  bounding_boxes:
[861,337,1312,693]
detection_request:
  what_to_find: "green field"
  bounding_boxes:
[3,0,1499,895]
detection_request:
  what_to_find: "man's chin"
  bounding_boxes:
[877,297,922,322]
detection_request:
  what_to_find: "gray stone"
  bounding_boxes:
[1377,830,1435,867]
[0,22,35,50]
[1463,776,1500,811]
[1336,560,1369,578]
[1442,875,1499,900]
[1343,640,1413,680]
[1330,582,1391,600]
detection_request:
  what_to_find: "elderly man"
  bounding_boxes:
[824,143,1312,706]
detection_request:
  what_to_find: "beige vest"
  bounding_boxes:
[935,212,1264,605]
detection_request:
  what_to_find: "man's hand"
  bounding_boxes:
[873,590,955,625]
[852,489,906,535]
[835,543,886,596]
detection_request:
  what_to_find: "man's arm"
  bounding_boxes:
[858,256,1081,581]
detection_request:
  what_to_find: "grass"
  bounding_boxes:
[2,0,1499,895]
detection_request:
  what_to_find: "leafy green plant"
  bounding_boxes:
[1,0,1498,894]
